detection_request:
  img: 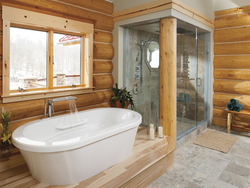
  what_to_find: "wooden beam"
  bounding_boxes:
[93,43,114,60]
[160,18,176,146]
[215,12,250,29]
[213,117,227,127]
[1,90,112,121]
[214,80,250,95]
[93,74,114,90]
[214,69,250,81]
[112,0,214,28]
[213,93,250,110]
[214,26,250,43]
[215,5,250,16]
[2,0,114,31]
[214,56,250,69]
[2,6,94,35]
[214,42,250,55]
[57,0,114,15]
[214,107,250,124]
[94,30,113,43]
[93,61,113,74]
[2,19,10,96]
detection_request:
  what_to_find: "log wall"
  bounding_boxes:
[213,5,250,128]
[0,0,114,130]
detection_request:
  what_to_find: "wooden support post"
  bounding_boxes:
[227,112,232,134]
[159,18,177,147]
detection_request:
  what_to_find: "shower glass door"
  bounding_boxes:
[177,20,208,137]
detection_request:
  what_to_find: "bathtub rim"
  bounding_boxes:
[12,108,142,153]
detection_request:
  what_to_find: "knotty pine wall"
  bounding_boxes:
[0,0,115,131]
[213,5,250,128]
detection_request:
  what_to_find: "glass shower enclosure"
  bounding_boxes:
[176,20,210,137]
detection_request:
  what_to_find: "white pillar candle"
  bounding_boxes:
[150,124,154,129]
[150,128,155,140]
[158,126,164,138]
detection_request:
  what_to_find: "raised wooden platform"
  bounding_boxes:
[0,127,175,188]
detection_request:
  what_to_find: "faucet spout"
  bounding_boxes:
[52,96,77,102]
[45,96,78,117]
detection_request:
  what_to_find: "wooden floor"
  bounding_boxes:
[0,127,175,188]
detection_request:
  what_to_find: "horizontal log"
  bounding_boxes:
[213,107,250,124]
[215,5,250,16]
[214,56,250,69]
[94,30,113,43]
[213,93,250,110]
[214,26,250,43]
[2,0,114,31]
[1,90,112,121]
[215,12,250,29]
[93,43,114,60]
[93,61,113,74]
[58,0,113,15]
[11,103,112,131]
[214,42,250,55]
[213,117,227,127]
[214,69,250,80]
[214,80,250,95]
[93,74,114,90]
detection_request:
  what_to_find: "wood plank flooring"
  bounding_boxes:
[0,127,175,188]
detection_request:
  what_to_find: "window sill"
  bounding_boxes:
[1,87,94,103]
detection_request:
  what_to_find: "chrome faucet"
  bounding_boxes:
[44,97,77,117]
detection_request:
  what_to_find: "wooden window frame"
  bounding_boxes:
[2,6,94,103]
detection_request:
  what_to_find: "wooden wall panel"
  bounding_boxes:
[214,70,250,80]
[213,5,250,128]
[93,74,114,90]
[93,43,114,60]
[2,0,114,31]
[93,61,113,74]
[1,90,112,121]
[214,56,250,69]
[215,5,250,16]
[214,80,250,95]
[214,27,250,43]
[94,30,113,43]
[214,42,250,55]
[215,12,250,29]
[214,107,250,123]
[58,0,113,15]
[213,93,250,110]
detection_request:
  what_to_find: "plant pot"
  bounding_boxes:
[0,144,12,158]
[115,101,129,109]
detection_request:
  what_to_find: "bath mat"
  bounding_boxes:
[193,130,238,153]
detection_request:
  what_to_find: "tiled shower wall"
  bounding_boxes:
[124,28,159,127]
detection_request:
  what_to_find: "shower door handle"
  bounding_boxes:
[196,78,202,87]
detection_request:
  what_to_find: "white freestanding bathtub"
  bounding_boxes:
[12,108,142,185]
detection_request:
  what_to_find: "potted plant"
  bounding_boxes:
[111,84,134,110]
[0,110,12,158]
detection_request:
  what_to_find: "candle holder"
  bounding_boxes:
[148,124,155,141]
[158,126,164,139]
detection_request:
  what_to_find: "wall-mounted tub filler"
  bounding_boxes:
[12,108,142,185]
[44,97,77,118]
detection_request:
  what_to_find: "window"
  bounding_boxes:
[2,6,93,103]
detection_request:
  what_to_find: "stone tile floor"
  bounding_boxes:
[148,125,250,188]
